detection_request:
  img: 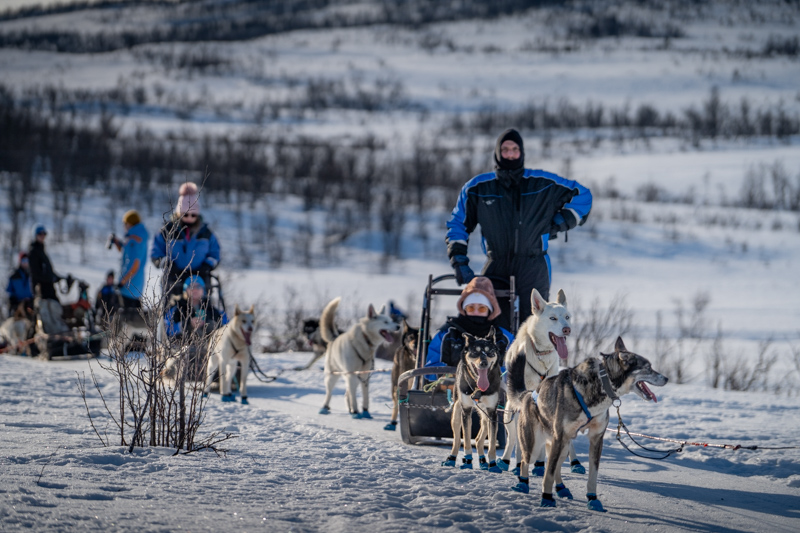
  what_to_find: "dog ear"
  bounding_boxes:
[530,289,547,315]
[488,325,496,342]
[234,304,241,316]
[248,304,254,314]
[462,332,473,346]
[556,289,567,306]
[614,336,627,353]
[368,304,377,319]
[378,304,387,315]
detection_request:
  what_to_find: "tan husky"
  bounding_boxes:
[204,305,256,405]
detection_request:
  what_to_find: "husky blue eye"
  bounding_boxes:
[550,316,557,320]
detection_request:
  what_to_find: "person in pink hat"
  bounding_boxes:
[150,182,221,296]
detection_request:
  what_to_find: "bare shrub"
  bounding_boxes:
[78,216,234,453]
[568,292,634,366]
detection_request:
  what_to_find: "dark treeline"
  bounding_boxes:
[451,87,800,145]
[0,0,700,54]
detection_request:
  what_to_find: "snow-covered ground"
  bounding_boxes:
[2,351,800,532]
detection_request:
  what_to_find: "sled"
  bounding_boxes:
[397,274,517,446]
[30,277,103,360]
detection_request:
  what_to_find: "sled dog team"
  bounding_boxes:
[310,287,667,513]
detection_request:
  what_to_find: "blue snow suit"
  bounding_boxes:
[119,222,149,302]
[446,169,592,329]
[151,216,220,292]
[6,267,33,310]
[164,297,227,342]
[424,314,514,382]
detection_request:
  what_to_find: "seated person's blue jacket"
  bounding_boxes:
[165,297,228,342]
[425,314,514,381]
[6,268,33,305]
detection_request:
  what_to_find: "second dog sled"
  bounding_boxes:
[397,274,517,446]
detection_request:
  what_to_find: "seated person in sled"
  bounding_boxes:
[6,252,33,317]
[424,276,514,382]
[94,270,121,323]
[163,276,227,380]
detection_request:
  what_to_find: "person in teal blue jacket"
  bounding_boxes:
[109,210,149,308]
[6,252,33,315]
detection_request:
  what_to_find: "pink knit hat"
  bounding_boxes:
[175,182,200,216]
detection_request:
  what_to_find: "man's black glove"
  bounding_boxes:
[548,211,571,240]
[198,263,213,278]
[450,254,475,286]
[152,257,162,268]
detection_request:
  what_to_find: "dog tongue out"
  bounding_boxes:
[550,334,568,360]
[477,368,490,392]
[639,382,658,402]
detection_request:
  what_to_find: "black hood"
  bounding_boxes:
[493,128,524,171]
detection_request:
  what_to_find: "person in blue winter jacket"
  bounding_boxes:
[151,182,220,296]
[6,252,33,315]
[109,209,149,308]
[425,276,514,382]
[446,128,592,331]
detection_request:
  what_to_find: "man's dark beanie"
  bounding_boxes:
[494,128,525,171]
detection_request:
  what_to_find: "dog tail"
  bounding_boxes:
[504,348,529,408]
[320,297,341,344]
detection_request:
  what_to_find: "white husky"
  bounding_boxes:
[204,305,256,405]
[500,289,584,474]
[319,297,400,418]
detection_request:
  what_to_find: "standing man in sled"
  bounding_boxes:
[446,128,592,330]
[151,182,220,297]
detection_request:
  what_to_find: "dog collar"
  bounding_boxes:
[529,338,553,357]
[597,360,619,401]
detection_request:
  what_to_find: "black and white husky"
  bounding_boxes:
[512,337,668,512]
[318,297,400,418]
[442,329,504,472]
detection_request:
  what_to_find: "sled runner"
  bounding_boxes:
[397,274,517,445]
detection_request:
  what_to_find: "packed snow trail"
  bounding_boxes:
[1,353,799,532]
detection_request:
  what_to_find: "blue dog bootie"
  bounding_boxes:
[359,409,372,419]
[479,456,488,471]
[511,476,529,494]
[586,493,607,512]
[512,462,521,477]
[532,461,545,477]
[540,493,556,508]
[240,396,249,405]
[351,412,362,419]
[555,483,573,500]
[488,461,503,474]
[460,455,473,470]
[495,458,510,472]
[383,421,398,431]
[319,406,330,415]
[221,393,235,402]
[570,460,586,474]
[441,455,457,467]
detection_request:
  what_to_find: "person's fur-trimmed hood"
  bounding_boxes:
[457,276,501,321]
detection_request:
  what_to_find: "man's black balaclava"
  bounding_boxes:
[493,128,525,188]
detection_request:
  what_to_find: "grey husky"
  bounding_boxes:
[442,329,504,472]
[319,297,400,418]
[501,288,583,475]
[511,337,667,512]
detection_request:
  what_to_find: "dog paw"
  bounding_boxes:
[383,421,397,431]
[511,481,529,494]
[460,455,473,470]
[555,483,573,500]
[512,466,520,477]
[532,462,545,477]
[570,461,586,474]
[586,494,606,512]
[540,494,556,508]
[488,462,503,474]
[240,397,249,405]
[221,394,235,402]
[201,392,209,399]
[350,412,362,419]
[495,458,510,472]
[441,455,457,467]
[478,457,488,471]
[359,410,372,419]
[319,406,330,415]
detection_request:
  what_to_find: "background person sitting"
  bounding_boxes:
[424,276,514,381]
[164,275,227,344]
[94,270,121,322]
[151,182,220,296]
[108,209,149,308]
[6,252,33,316]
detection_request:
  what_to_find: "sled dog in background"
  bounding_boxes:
[383,320,419,431]
[319,297,400,418]
[0,301,34,354]
[204,305,256,404]
[500,288,584,475]
[512,337,668,512]
[294,318,333,371]
[442,329,504,472]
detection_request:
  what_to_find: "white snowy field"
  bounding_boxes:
[2,350,800,532]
